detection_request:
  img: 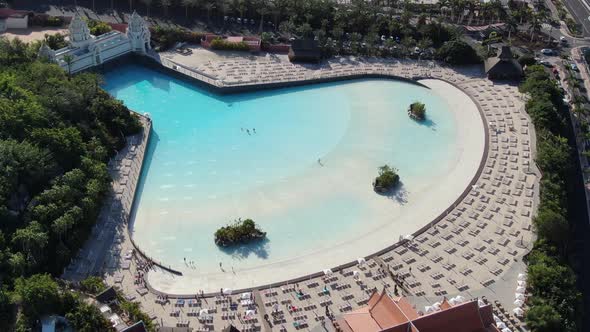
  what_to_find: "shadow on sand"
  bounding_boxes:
[218,238,270,260]
[375,181,409,205]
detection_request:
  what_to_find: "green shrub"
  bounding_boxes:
[210,38,250,51]
[43,33,67,50]
[80,276,106,295]
[87,20,112,36]
[374,165,400,193]
[46,16,64,27]
[149,26,203,51]
[214,218,266,246]
[408,102,426,120]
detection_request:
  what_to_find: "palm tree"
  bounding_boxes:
[234,0,246,20]
[257,6,269,33]
[63,54,74,76]
[506,15,518,44]
[181,0,198,19]
[161,0,173,17]
[205,2,217,24]
[141,0,153,18]
[529,11,545,42]
[331,26,344,52]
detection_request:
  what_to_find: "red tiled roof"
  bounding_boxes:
[109,22,128,33]
[411,301,486,332]
[0,8,31,19]
[340,294,499,332]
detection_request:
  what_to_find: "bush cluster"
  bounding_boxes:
[150,26,203,51]
[409,102,426,120]
[520,65,582,331]
[214,218,266,247]
[210,38,251,51]
[374,165,400,193]
[87,20,112,36]
[43,33,68,50]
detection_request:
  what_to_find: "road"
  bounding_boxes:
[562,0,590,36]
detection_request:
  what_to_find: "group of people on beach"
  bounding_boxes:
[184,257,197,269]
[241,127,256,135]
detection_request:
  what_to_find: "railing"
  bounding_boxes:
[159,57,223,88]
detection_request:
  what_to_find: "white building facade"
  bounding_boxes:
[0,9,30,32]
[39,12,151,74]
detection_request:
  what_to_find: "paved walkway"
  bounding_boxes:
[67,54,537,331]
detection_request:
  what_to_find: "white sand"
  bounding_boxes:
[0,27,68,43]
[147,79,486,294]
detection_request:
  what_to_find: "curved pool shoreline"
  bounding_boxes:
[115,73,489,296]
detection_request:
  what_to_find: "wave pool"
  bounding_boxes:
[103,64,484,292]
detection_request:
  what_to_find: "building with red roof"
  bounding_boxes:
[335,290,500,332]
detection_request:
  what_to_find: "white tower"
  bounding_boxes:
[127,11,151,54]
[38,43,55,61]
[68,13,92,47]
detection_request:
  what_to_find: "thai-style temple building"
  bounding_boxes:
[39,11,151,74]
[334,290,500,332]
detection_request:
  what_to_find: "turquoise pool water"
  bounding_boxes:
[103,64,459,273]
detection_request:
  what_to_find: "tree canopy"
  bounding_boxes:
[0,36,141,329]
[520,65,582,332]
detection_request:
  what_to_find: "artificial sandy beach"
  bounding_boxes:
[145,78,486,295]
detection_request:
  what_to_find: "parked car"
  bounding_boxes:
[560,36,568,44]
[570,63,579,71]
[541,48,554,55]
[539,60,553,67]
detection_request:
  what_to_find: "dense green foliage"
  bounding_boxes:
[150,26,204,51]
[0,37,141,329]
[11,274,112,331]
[210,38,251,51]
[144,0,496,61]
[214,218,266,246]
[43,33,68,50]
[80,276,107,295]
[520,65,582,331]
[374,165,400,193]
[65,301,113,332]
[87,20,113,36]
[435,40,481,65]
[408,102,426,120]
